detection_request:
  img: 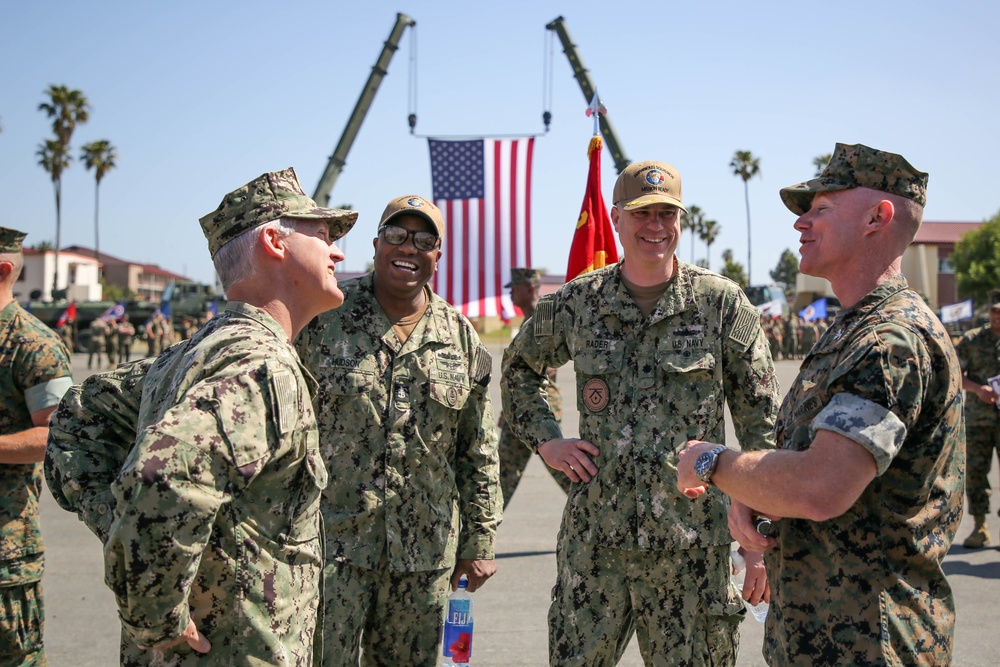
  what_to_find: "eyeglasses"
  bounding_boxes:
[379,224,440,251]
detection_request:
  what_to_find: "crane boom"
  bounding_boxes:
[313,12,415,206]
[545,16,630,174]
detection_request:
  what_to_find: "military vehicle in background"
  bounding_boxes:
[745,284,789,317]
[27,280,224,351]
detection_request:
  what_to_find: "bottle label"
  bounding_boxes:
[443,599,473,661]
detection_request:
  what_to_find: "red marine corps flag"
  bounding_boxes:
[566,93,619,281]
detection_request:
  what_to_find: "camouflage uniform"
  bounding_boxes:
[116,319,135,364]
[765,276,964,666]
[498,366,572,507]
[104,320,118,368]
[58,322,74,353]
[45,358,152,543]
[104,302,327,666]
[501,261,779,666]
[0,300,73,667]
[88,318,109,369]
[955,324,1000,518]
[295,273,501,667]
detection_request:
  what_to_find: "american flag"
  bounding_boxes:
[428,137,534,320]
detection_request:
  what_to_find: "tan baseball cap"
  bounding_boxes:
[780,143,928,216]
[199,167,358,258]
[379,195,445,239]
[612,160,686,212]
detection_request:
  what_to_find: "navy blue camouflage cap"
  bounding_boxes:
[199,167,359,258]
[0,226,27,254]
[780,143,928,216]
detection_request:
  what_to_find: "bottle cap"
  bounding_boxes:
[731,550,746,573]
[458,575,469,589]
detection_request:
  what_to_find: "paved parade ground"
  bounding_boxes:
[41,351,1000,666]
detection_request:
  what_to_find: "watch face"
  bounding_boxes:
[694,452,713,481]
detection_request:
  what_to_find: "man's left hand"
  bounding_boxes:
[676,440,720,497]
[451,559,496,593]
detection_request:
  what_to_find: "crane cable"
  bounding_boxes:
[542,27,554,132]
[407,23,418,134]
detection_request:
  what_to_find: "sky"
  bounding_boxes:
[3,1,998,290]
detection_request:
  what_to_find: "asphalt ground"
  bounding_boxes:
[38,350,1000,666]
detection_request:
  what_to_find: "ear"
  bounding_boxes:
[372,237,379,253]
[865,199,895,235]
[611,205,620,231]
[260,225,287,259]
[0,261,13,280]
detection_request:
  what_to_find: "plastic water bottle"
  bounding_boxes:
[442,576,474,666]
[731,550,768,622]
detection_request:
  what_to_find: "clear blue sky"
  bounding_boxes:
[3,1,998,289]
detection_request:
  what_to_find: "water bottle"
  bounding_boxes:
[731,550,768,622]
[442,576,474,666]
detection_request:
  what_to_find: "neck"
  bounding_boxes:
[830,259,901,309]
[226,285,298,341]
[373,278,428,323]
[620,255,676,287]
[0,291,13,312]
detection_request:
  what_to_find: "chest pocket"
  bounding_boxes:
[320,366,375,398]
[658,349,716,375]
[574,345,625,377]
[428,374,471,411]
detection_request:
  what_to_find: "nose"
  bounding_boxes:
[793,214,810,232]
[330,243,346,263]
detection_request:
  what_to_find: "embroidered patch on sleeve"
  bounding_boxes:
[729,306,758,349]
[534,298,554,337]
[472,347,492,385]
[270,370,296,436]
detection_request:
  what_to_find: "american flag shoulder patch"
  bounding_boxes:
[534,299,554,337]
[729,306,758,349]
[270,370,296,435]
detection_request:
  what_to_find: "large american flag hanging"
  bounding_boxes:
[428,137,534,320]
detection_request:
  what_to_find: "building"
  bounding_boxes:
[19,248,102,303]
[794,221,982,311]
[63,245,191,301]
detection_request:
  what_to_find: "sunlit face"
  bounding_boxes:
[372,214,441,299]
[793,189,874,281]
[611,202,682,271]
[284,219,346,311]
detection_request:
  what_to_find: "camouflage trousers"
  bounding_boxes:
[498,420,572,509]
[0,581,46,667]
[549,536,743,667]
[966,406,1000,516]
[320,558,450,667]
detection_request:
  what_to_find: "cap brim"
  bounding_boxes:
[779,178,854,215]
[286,207,360,242]
[621,194,687,212]
[503,281,513,288]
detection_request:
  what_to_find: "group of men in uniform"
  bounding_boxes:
[85,315,136,370]
[759,312,831,361]
[0,141,975,667]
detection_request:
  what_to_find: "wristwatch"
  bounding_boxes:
[694,445,729,485]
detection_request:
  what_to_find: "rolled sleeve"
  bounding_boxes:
[811,392,906,475]
[26,376,74,414]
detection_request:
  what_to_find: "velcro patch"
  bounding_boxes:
[472,347,492,385]
[534,299,554,337]
[270,370,297,435]
[729,307,758,349]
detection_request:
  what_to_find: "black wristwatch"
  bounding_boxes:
[694,445,729,485]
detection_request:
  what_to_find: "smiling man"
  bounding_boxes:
[295,194,501,667]
[501,161,779,666]
[676,144,964,666]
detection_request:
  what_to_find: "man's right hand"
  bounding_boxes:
[141,619,211,654]
[538,438,600,483]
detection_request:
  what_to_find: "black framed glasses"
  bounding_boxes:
[379,224,440,251]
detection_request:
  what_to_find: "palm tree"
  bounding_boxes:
[37,139,71,297]
[682,205,706,264]
[38,85,90,297]
[700,219,719,270]
[730,150,760,281]
[812,153,832,176]
[81,140,118,274]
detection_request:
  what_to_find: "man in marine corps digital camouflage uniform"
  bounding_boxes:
[677,143,965,666]
[498,268,572,509]
[0,226,74,667]
[955,302,1000,548]
[101,168,357,665]
[501,161,779,666]
[295,194,501,667]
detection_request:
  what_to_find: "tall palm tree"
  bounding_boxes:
[730,150,760,281]
[38,85,90,297]
[37,140,71,296]
[682,205,706,264]
[700,219,719,270]
[812,153,832,176]
[81,140,118,275]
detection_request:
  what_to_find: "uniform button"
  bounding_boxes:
[97,503,109,515]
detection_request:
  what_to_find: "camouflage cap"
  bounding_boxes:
[612,160,686,212]
[779,143,928,216]
[199,167,359,258]
[0,226,27,254]
[504,268,542,288]
[378,194,445,239]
